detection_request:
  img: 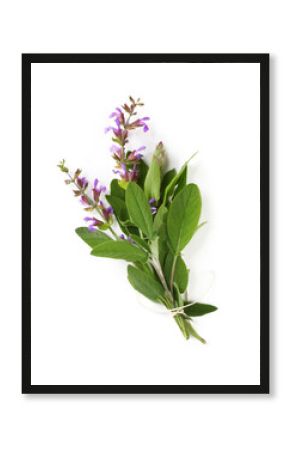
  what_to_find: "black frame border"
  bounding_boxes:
[22,53,269,394]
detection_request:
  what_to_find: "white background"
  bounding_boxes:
[0,0,288,449]
[31,62,260,385]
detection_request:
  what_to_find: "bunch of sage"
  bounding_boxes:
[58,96,217,342]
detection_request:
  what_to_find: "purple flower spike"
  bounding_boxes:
[105,98,150,182]
[149,197,156,205]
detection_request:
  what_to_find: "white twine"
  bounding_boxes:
[170,302,197,318]
[137,297,205,318]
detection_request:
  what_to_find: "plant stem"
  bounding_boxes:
[150,257,171,295]
[174,315,190,339]
[169,255,178,292]
[149,243,205,342]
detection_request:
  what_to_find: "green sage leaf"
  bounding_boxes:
[185,302,218,317]
[174,164,187,196]
[167,184,202,254]
[162,164,186,205]
[164,253,189,293]
[118,179,129,190]
[153,205,168,232]
[110,179,125,200]
[75,227,112,248]
[125,182,154,239]
[162,153,197,206]
[137,159,149,189]
[127,265,164,302]
[173,283,184,307]
[158,214,169,267]
[160,168,177,199]
[144,158,161,201]
[134,261,155,277]
[91,240,148,262]
[129,234,150,252]
[106,195,128,221]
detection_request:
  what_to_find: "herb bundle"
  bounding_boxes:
[58,97,217,342]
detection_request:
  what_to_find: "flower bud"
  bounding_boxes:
[153,142,166,168]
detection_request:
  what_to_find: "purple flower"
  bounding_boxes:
[92,178,106,202]
[104,124,122,136]
[128,145,146,161]
[120,233,133,243]
[136,117,150,132]
[136,145,146,153]
[113,162,126,179]
[105,110,125,137]
[130,164,139,181]
[149,197,157,214]
[84,216,104,232]
[110,145,123,160]
[80,195,90,206]
[113,163,139,182]
[77,176,88,189]
[109,107,124,122]
[99,201,113,221]
[104,126,114,134]
[104,118,123,136]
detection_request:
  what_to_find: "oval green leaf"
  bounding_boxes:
[75,227,112,248]
[153,205,168,232]
[144,158,161,201]
[162,153,197,206]
[167,184,202,254]
[127,265,164,302]
[174,164,187,196]
[110,179,125,200]
[162,164,187,205]
[125,182,154,239]
[137,159,149,188]
[185,302,218,317]
[91,240,148,262]
[160,168,177,200]
[164,253,189,293]
[106,195,128,221]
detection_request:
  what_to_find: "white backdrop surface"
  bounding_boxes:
[31,62,260,385]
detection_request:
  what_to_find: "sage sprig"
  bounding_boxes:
[58,96,217,342]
